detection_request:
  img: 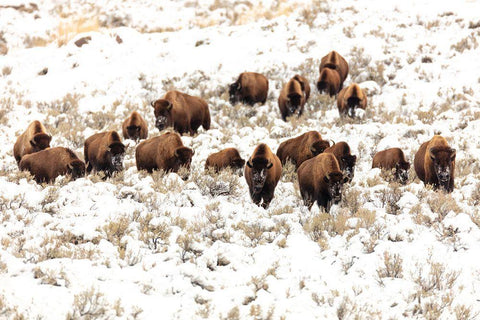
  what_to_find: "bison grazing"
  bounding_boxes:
[414,135,456,192]
[135,132,194,179]
[316,68,341,97]
[229,72,269,106]
[19,147,85,184]
[84,131,126,177]
[13,120,52,165]
[337,83,367,118]
[276,131,331,169]
[298,153,348,211]
[245,143,282,209]
[151,90,210,136]
[205,148,245,175]
[324,141,357,182]
[372,148,410,184]
[278,75,310,121]
[122,111,148,141]
[319,50,349,85]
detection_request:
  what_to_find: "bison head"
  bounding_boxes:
[152,99,173,131]
[67,160,86,181]
[395,161,411,185]
[324,171,348,203]
[126,125,141,141]
[30,133,52,152]
[107,142,126,172]
[246,157,273,194]
[429,147,456,190]
[231,158,246,176]
[229,82,241,105]
[340,154,357,182]
[286,93,303,114]
[310,140,331,157]
[173,146,194,180]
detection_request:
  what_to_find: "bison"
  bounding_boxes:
[276,131,331,169]
[229,72,269,106]
[337,83,367,118]
[122,111,148,141]
[19,147,85,184]
[84,131,126,177]
[414,135,455,192]
[319,50,349,85]
[278,75,311,121]
[151,90,210,136]
[205,148,245,175]
[316,68,341,97]
[324,141,357,182]
[298,153,348,211]
[245,143,282,209]
[135,132,194,179]
[13,120,52,165]
[372,148,411,184]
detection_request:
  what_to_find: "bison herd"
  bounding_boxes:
[12,51,457,212]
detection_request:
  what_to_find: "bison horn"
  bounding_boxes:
[166,102,173,110]
[246,160,253,168]
[330,140,335,146]
[67,163,73,170]
[266,162,273,169]
[151,101,155,108]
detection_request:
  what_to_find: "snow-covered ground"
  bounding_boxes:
[1,0,480,318]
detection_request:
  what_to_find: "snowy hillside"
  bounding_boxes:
[1,0,480,318]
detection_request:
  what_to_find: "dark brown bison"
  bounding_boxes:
[337,83,367,118]
[276,131,331,169]
[122,111,148,141]
[245,143,282,208]
[229,72,269,106]
[135,132,194,179]
[151,90,210,135]
[19,147,85,184]
[278,75,311,121]
[84,131,126,177]
[205,148,245,174]
[319,50,349,85]
[414,135,455,192]
[316,68,341,97]
[372,148,411,184]
[13,120,51,165]
[324,141,357,182]
[298,153,348,211]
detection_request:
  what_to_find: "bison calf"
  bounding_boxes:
[13,120,52,165]
[324,141,357,182]
[205,148,245,175]
[229,72,269,106]
[84,131,126,177]
[298,153,348,211]
[152,90,210,136]
[136,132,194,180]
[414,135,455,192]
[19,147,85,184]
[276,131,331,169]
[337,83,367,118]
[122,111,148,141]
[245,144,281,209]
[372,148,410,184]
[278,75,310,121]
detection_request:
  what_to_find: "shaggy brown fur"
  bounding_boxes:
[324,141,357,182]
[229,72,269,106]
[84,131,126,177]
[337,83,367,118]
[372,148,410,184]
[122,111,148,141]
[13,120,52,165]
[316,68,341,97]
[245,143,282,208]
[205,148,245,174]
[319,50,349,85]
[278,75,310,121]
[276,131,331,169]
[414,135,456,192]
[298,153,347,211]
[135,132,194,179]
[19,147,85,184]
[151,90,211,135]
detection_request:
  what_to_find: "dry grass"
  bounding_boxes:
[57,17,100,47]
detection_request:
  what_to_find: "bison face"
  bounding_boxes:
[30,133,52,152]
[286,93,302,114]
[395,161,411,185]
[107,142,126,172]
[430,147,456,189]
[310,140,331,157]
[152,99,173,131]
[247,158,273,194]
[67,160,86,181]
[126,125,141,141]
[231,158,246,176]
[324,172,347,203]
[341,155,357,182]
[229,82,241,105]
[173,147,194,180]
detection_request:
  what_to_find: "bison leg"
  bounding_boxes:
[250,191,262,206]
[261,191,274,209]
[317,195,329,212]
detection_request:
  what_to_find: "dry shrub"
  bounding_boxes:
[191,168,241,197]
[377,182,403,215]
[377,251,403,281]
[235,222,273,247]
[426,192,460,221]
[303,211,350,249]
[280,160,297,183]
[57,17,100,47]
[138,213,171,251]
[66,287,108,319]
[341,187,365,214]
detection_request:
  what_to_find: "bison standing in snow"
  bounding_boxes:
[84,131,126,177]
[337,83,367,118]
[229,72,269,106]
[324,141,357,183]
[372,148,410,184]
[276,131,331,169]
[278,75,310,121]
[122,111,148,141]
[13,120,52,165]
[205,148,245,174]
[319,51,349,85]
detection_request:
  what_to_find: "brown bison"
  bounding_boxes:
[205,148,245,174]
[151,90,210,135]
[276,131,331,169]
[229,72,269,106]
[13,120,52,165]
[19,147,85,184]
[245,144,282,209]
[319,50,349,85]
[84,131,126,177]
[414,135,455,192]
[337,83,367,118]
[278,75,311,121]
[372,148,410,184]
[135,132,194,179]
[298,153,348,211]
[324,141,357,182]
[122,111,148,141]
[316,68,341,97]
